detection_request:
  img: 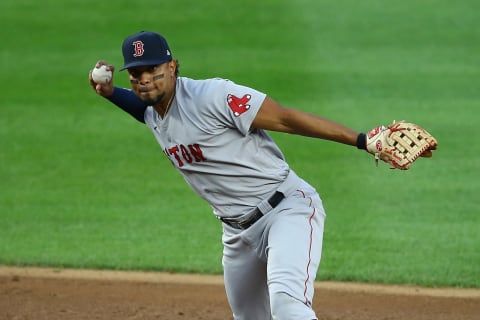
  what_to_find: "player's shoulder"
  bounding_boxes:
[177,77,264,108]
[178,76,235,93]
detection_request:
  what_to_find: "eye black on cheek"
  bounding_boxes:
[153,74,165,81]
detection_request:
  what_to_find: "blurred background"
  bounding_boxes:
[0,0,478,287]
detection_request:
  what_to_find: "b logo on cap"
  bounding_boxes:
[132,41,144,57]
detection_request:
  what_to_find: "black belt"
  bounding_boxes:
[220,191,285,230]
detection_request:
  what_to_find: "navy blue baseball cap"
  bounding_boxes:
[120,31,173,70]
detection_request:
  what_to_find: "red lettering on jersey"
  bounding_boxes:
[188,144,207,162]
[168,145,184,167]
[227,94,251,117]
[180,144,193,163]
[166,144,206,167]
[132,41,145,57]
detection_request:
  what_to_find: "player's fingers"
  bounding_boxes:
[93,81,114,97]
[95,83,108,94]
[95,60,115,73]
[420,149,433,158]
[95,60,107,68]
[95,83,103,94]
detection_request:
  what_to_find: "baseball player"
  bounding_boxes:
[89,31,437,320]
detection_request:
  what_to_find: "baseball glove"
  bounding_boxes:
[365,121,438,170]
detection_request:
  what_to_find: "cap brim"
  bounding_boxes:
[120,58,172,71]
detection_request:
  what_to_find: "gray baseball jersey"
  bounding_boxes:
[138,76,323,319]
[144,77,289,218]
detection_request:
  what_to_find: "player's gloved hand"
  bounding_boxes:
[363,121,438,170]
[89,60,115,97]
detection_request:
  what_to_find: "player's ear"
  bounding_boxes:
[168,60,177,77]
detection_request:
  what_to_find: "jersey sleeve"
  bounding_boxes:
[208,79,267,136]
[105,87,147,123]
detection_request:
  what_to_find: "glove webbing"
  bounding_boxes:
[390,127,429,160]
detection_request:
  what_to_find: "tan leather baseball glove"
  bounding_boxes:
[365,121,438,170]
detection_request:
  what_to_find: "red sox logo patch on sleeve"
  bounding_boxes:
[227,94,251,117]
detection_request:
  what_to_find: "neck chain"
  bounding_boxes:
[158,90,176,120]
[163,92,175,117]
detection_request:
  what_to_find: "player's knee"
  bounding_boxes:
[270,291,317,320]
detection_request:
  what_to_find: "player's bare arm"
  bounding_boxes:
[252,96,359,146]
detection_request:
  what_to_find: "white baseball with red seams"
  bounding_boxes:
[91,65,112,84]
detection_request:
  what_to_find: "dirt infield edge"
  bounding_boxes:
[1,265,478,299]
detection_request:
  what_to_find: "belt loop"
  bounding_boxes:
[256,199,274,215]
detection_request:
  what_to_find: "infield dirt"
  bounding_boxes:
[0,266,479,320]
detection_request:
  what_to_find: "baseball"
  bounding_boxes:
[91,65,112,84]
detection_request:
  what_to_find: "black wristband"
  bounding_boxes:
[356,133,367,150]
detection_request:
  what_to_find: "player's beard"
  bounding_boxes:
[143,92,165,106]
[138,88,165,106]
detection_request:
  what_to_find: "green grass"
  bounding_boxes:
[0,0,479,288]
